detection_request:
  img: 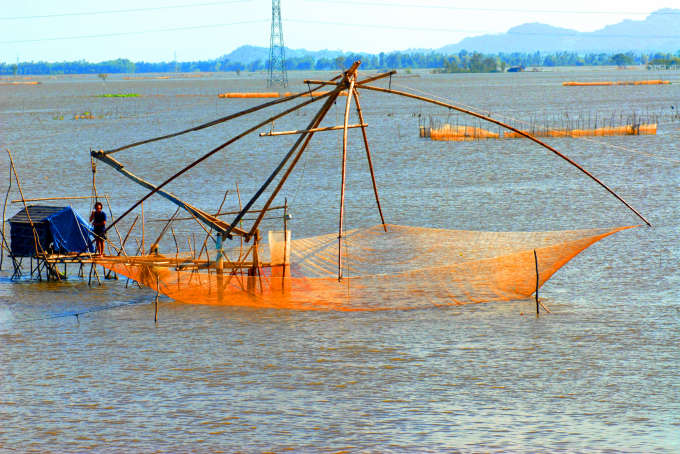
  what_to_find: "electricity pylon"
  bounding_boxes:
[267,0,288,88]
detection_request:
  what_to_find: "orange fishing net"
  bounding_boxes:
[96,224,633,311]
[430,125,499,141]
[218,92,280,98]
[563,80,669,86]
[503,124,656,138]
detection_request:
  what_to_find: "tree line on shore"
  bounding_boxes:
[2,50,679,76]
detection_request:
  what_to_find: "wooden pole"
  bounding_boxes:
[338,74,356,280]
[352,87,386,231]
[356,84,651,227]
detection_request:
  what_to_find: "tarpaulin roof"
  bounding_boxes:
[45,206,95,254]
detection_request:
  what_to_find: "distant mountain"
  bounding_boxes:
[215,9,680,62]
[436,8,680,54]
[214,45,345,63]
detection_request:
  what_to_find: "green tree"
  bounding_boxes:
[11,64,17,76]
[335,56,345,70]
[611,53,633,67]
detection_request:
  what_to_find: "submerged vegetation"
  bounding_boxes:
[96,94,141,98]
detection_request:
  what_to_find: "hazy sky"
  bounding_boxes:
[0,0,675,63]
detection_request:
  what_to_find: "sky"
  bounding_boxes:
[0,0,676,63]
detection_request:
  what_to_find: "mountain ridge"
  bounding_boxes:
[218,8,680,63]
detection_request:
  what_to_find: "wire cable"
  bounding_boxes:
[0,0,253,21]
[285,19,680,38]
[303,1,680,15]
[0,19,268,44]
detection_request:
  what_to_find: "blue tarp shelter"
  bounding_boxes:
[8,206,94,256]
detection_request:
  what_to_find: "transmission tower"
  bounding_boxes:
[267,0,288,88]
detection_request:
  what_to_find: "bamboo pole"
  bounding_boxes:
[150,205,286,222]
[149,207,181,254]
[92,153,247,237]
[141,202,145,255]
[338,74,356,280]
[5,149,59,281]
[303,69,396,88]
[242,87,344,239]
[237,63,362,239]
[154,275,159,323]
[283,198,288,279]
[10,195,106,203]
[103,81,336,156]
[1,164,12,270]
[6,150,40,257]
[171,227,179,264]
[91,89,335,240]
[356,84,651,227]
[197,190,230,262]
[535,250,539,315]
[352,87,387,231]
[259,124,367,137]
[119,215,139,256]
[104,195,126,255]
[236,184,243,262]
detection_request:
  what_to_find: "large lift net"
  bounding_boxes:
[96,224,632,311]
[87,61,647,311]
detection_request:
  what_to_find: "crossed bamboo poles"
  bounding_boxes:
[89,60,650,282]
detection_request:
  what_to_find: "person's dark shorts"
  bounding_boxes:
[94,226,107,240]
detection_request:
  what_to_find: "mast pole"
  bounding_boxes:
[352,87,387,231]
[241,62,362,239]
[338,74,356,280]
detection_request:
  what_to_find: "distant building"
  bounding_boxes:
[508,65,525,73]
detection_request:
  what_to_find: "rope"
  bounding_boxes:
[2,298,153,325]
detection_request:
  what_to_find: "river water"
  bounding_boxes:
[1,68,679,452]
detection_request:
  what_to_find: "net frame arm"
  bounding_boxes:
[90,89,336,243]
[103,79,339,156]
[356,84,651,227]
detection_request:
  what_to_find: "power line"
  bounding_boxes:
[0,0,252,20]
[303,0,680,15]
[5,17,680,45]
[285,19,680,38]
[0,20,268,44]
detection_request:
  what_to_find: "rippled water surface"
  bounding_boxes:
[1,69,679,452]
